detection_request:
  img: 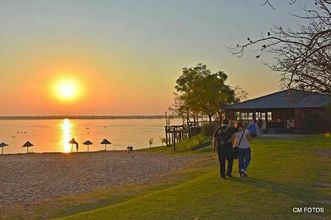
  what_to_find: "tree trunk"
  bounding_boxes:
[218,110,223,125]
[208,114,213,123]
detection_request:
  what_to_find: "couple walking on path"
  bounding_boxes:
[213,119,253,179]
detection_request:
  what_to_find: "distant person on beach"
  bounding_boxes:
[232,122,252,177]
[213,119,238,179]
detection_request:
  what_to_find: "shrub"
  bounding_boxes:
[302,111,331,132]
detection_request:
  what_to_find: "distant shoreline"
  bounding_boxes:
[0,115,177,120]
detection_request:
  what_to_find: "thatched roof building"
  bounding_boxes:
[225,89,331,131]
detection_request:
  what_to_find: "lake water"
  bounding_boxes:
[0,118,182,154]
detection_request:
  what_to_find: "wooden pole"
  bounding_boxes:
[173,130,176,151]
[265,112,268,130]
[165,126,169,146]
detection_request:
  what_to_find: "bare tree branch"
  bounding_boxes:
[262,0,276,10]
[229,0,331,94]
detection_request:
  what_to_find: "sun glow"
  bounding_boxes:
[53,78,82,101]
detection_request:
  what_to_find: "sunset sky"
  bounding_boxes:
[0,0,308,115]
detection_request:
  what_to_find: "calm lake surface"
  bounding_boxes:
[0,118,182,154]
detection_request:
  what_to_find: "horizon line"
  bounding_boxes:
[0,115,179,120]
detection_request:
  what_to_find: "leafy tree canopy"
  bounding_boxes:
[172,64,243,123]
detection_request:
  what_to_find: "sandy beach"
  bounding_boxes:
[0,151,198,206]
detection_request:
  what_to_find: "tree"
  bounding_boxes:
[172,64,238,124]
[230,0,331,94]
[174,64,210,124]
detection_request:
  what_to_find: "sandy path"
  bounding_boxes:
[0,151,197,205]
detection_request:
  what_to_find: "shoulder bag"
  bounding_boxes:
[233,130,245,159]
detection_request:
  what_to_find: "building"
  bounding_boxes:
[224,89,331,132]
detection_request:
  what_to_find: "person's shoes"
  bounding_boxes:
[226,174,233,178]
[240,170,248,177]
[239,169,246,177]
[221,175,226,179]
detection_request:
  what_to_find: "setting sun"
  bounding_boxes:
[53,78,82,101]
[58,82,75,98]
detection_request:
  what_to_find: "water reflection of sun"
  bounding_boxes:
[61,119,72,153]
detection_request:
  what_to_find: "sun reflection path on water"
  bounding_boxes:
[61,119,72,153]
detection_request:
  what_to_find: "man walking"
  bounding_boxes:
[213,119,237,179]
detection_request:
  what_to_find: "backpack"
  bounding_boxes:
[248,124,257,137]
[216,126,229,147]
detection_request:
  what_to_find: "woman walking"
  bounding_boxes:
[233,123,253,177]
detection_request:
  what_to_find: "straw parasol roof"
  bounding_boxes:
[69,138,78,145]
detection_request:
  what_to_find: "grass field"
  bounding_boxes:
[52,134,331,220]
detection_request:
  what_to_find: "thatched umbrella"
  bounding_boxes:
[100,139,111,151]
[0,142,8,155]
[69,138,78,152]
[22,141,33,154]
[83,140,93,152]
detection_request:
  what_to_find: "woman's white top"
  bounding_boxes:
[234,129,251,149]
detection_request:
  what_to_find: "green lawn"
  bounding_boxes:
[54,134,330,220]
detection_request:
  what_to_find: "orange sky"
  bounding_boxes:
[0,1,304,115]
[2,50,175,115]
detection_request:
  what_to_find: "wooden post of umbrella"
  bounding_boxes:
[22,141,34,154]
